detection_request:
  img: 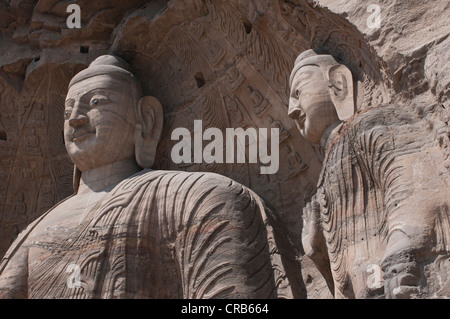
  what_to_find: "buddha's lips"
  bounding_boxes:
[72,128,96,141]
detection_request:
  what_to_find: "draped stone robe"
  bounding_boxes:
[312,104,450,298]
[0,170,300,299]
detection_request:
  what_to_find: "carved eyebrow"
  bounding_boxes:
[296,79,314,90]
[83,88,121,100]
[298,63,320,70]
[295,69,315,80]
[86,88,116,93]
[292,69,317,92]
[65,98,75,106]
[65,89,119,105]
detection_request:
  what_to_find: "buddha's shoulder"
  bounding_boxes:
[346,103,420,129]
[133,169,241,185]
[130,169,249,195]
[331,103,425,142]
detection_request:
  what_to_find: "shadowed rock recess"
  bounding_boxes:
[0,0,448,299]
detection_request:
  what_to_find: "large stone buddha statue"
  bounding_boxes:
[289,49,450,298]
[0,55,301,299]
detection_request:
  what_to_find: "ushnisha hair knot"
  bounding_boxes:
[69,55,142,97]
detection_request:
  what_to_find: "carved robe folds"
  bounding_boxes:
[0,170,300,299]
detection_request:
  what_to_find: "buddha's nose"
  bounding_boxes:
[288,105,303,120]
[69,107,89,129]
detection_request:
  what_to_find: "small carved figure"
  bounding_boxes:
[25,128,41,156]
[268,115,290,143]
[286,145,308,179]
[248,86,270,115]
[21,161,34,181]
[225,66,244,91]
[13,193,26,216]
[224,92,244,126]
[32,103,45,123]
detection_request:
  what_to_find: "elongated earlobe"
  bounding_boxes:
[135,96,163,168]
[327,64,355,121]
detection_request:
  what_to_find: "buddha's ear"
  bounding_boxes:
[326,64,355,121]
[135,96,163,168]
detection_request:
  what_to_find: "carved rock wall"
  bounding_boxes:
[317,0,450,107]
[0,0,448,298]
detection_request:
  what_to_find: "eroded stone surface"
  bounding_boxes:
[0,0,448,298]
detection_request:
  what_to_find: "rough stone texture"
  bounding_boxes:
[316,0,450,107]
[0,0,448,298]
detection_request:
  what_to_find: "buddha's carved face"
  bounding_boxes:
[288,65,340,144]
[64,75,138,172]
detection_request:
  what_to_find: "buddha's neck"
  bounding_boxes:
[77,159,142,194]
[320,121,342,150]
